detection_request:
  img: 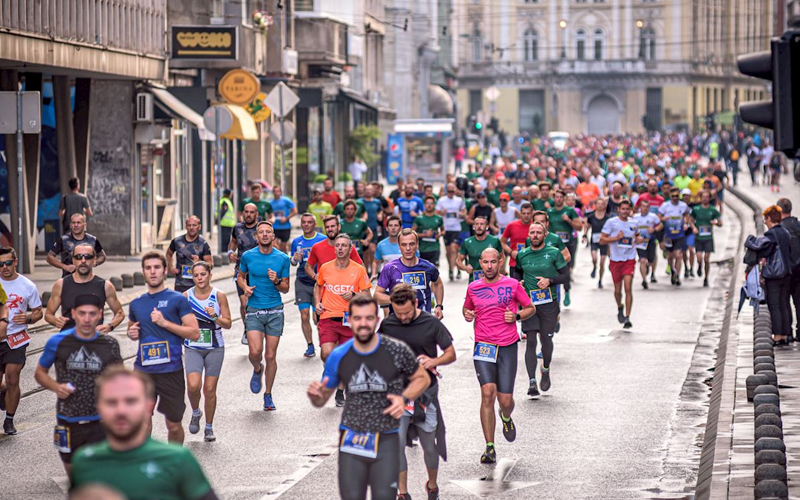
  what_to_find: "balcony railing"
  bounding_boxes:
[0,0,166,56]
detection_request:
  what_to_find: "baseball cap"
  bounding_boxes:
[499,193,510,200]
[680,188,691,196]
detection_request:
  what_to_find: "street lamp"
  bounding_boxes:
[559,19,567,59]
[636,19,644,59]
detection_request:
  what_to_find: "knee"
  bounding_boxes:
[264,350,277,365]
[187,380,202,394]
[480,388,497,405]
[5,373,19,387]
[203,385,217,400]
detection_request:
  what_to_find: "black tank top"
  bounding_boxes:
[473,204,494,234]
[60,275,107,331]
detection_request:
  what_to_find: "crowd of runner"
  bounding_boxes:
[0,129,782,500]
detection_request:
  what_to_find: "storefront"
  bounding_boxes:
[386,119,454,185]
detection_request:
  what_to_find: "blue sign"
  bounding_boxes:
[386,133,404,185]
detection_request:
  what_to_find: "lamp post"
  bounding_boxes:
[559,19,567,59]
[636,19,644,59]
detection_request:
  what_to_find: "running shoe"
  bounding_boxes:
[697,266,703,278]
[456,270,462,280]
[250,363,264,394]
[397,494,412,500]
[703,278,709,287]
[617,307,626,324]
[241,332,249,345]
[540,369,551,392]
[335,389,346,407]
[689,269,695,278]
[536,351,543,359]
[425,482,440,500]
[480,444,496,464]
[591,266,597,279]
[263,393,276,411]
[0,389,5,412]
[676,279,682,287]
[204,427,216,442]
[189,412,202,434]
[303,344,316,358]
[498,409,516,442]
[563,292,571,307]
[527,380,540,397]
[598,281,603,289]
[684,268,689,279]
[671,272,677,286]
[665,264,672,275]
[650,275,657,284]
[3,418,16,435]
[555,322,561,333]
[642,280,649,290]
[623,318,633,329]
[449,270,454,282]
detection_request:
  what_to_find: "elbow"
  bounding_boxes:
[188,329,201,341]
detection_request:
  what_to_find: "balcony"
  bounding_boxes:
[295,17,348,69]
[459,58,703,82]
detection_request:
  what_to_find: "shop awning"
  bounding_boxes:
[340,88,378,113]
[428,85,454,115]
[218,104,258,141]
[149,87,215,141]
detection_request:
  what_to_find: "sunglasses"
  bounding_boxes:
[0,259,15,268]
[73,253,95,261]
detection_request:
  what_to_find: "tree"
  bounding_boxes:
[348,124,382,166]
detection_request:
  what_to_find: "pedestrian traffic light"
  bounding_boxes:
[705,114,715,132]
[489,117,499,133]
[737,31,800,153]
[474,120,483,131]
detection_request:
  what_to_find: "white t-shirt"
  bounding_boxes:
[589,175,607,191]
[508,200,524,212]
[634,213,661,249]
[601,216,639,262]
[658,201,690,238]
[607,172,627,186]
[494,207,517,234]
[348,161,368,181]
[436,196,466,232]
[0,274,41,344]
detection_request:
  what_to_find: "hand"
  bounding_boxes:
[511,250,518,260]
[150,308,167,327]
[635,235,644,244]
[268,268,278,283]
[465,265,474,274]
[464,309,475,322]
[294,250,303,262]
[280,217,288,224]
[229,252,238,263]
[96,324,112,335]
[63,264,76,274]
[54,316,69,329]
[504,309,516,323]
[307,377,329,402]
[204,306,217,318]
[361,239,370,249]
[536,277,551,289]
[316,302,325,313]
[617,231,624,241]
[11,313,28,325]
[56,383,75,400]
[170,266,179,276]
[127,321,140,340]
[434,307,443,320]
[244,284,256,297]
[383,394,405,419]
[341,291,355,301]
[417,355,437,371]
[191,255,200,262]
[561,213,570,222]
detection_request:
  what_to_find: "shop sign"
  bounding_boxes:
[171,26,237,60]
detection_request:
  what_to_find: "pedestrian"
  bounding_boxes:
[59,177,93,234]
[777,198,800,342]
[47,214,106,277]
[454,144,466,176]
[758,206,794,345]
[166,216,213,293]
[217,189,236,253]
[348,156,368,197]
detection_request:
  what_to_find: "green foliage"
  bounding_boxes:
[348,124,382,166]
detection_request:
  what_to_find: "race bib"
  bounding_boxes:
[591,233,601,244]
[664,238,674,249]
[188,328,213,348]
[343,312,350,327]
[6,330,31,349]
[446,212,458,219]
[274,210,285,219]
[54,426,71,453]
[557,231,570,243]
[181,265,194,280]
[517,243,526,252]
[698,225,712,237]
[668,217,682,235]
[618,236,633,248]
[402,271,427,290]
[340,429,379,459]
[140,341,170,366]
[635,238,650,251]
[353,241,361,251]
[421,237,436,242]
[301,247,312,261]
[472,270,484,281]
[530,288,553,305]
[473,342,499,363]
[404,399,415,415]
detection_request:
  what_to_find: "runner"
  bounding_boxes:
[467,192,499,235]
[315,233,373,406]
[359,184,385,277]
[457,217,504,283]
[71,367,220,500]
[600,200,641,329]
[375,229,443,318]
[237,222,291,411]
[44,243,125,333]
[396,184,425,229]
[291,213,327,358]
[307,293,429,500]
[681,188,698,280]
[340,200,373,258]
[166,215,213,293]
[239,182,273,222]
[413,197,444,266]
[228,202,259,345]
[35,294,121,471]
[658,187,691,286]
[494,193,519,236]
[46,213,106,276]
[127,251,200,443]
[633,199,663,289]
[516,223,569,397]
[501,202,534,280]
[0,246,43,435]
[333,185,366,219]
[435,183,467,281]
[547,190,582,307]
[372,215,404,279]
[184,262,232,442]
[690,190,722,287]
[306,216,365,282]
[379,284,456,500]
[635,180,665,283]
[532,182,553,211]
[463,248,535,463]
[583,198,611,288]
[270,185,297,253]
[308,189,334,232]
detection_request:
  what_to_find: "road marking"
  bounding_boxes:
[257,444,338,499]
[451,458,540,497]
[52,476,69,494]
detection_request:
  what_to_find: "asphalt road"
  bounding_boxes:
[0,208,740,500]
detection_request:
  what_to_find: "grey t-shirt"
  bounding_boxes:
[61,193,91,224]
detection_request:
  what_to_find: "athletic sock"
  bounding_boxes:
[5,412,14,421]
[499,413,510,422]
[192,408,201,417]
[542,366,549,372]
[205,423,213,430]
[486,442,495,448]
[529,378,536,384]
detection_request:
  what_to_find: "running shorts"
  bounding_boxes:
[295,279,315,308]
[686,233,696,248]
[590,242,609,256]
[0,342,26,369]
[444,231,461,246]
[318,317,353,346]
[147,369,186,423]
[669,236,688,251]
[695,239,715,253]
[636,239,657,262]
[184,347,225,377]
[420,251,440,266]
[521,301,559,337]
[56,419,105,464]
[274,229,291,242]
[338,431,400,500]
[473,342,518,394]
[245,306,285,337]
[609,259,636,284]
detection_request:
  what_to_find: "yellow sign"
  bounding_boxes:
[246,92,271,123]
[218,69,260,106]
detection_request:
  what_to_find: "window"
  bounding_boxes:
[640,27,656,60]
[593,29,604,60]
[469,90,483,117]
[576,29,587,60]
[472,26,483,62]
[523,28,539,61]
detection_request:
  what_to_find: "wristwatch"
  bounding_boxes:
[0,318,8,324]
[515,313,521,322]
[435,304,444,310]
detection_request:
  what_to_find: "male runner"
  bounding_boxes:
[238,222,291,411]
[527,211,571,263]
[463,248,535,463]
[457,217,504,283]
[0,246,43,435]
[501,202,534,280]
[315,234,372,406]
[166,215,213,293]
[239,182,273,222]
[690,190,722,287]
[184,262,232,442]
[71,367,220,500]
[681,188,698,280]
[340,200,373,257]
[307,294,429,500]
[322,177,343,207]
[375,229,443,318]
[532,182,553,211]
[516,223,569,397]
[583,198,610,288]
[435,183,467,281]
[308,189,334,231]
[127,252,200,443]
[359,184,385,275]
[291,213,327,358]
[547,190,582,307]
[380,284,457,500]
[658,187,691,286]
[45,244,125,333]
[306,216,364,281]
[35,294,121,472]
[600,200,641,329]
[270,185,297,253]
[333,185,367,219]
[47,213,106,276]
[396,184,425,229]
[413,196,444,266]
[229,202,259,345]
[372,215,404,279]
[634,199,663,289]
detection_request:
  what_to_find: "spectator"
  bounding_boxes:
[347,156,368,197]
[59,177,92,234]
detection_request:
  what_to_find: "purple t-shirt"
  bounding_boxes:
[464,276,531,346]
[377,258,440,312]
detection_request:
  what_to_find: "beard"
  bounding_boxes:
[76,264,92,277]
[353,327,376,345]
[102,414,146,442]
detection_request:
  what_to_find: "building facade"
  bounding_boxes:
[455,0,775,136]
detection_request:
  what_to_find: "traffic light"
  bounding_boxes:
[474,120,483,132]
[489,117,499,133]
[737,31,800,153]
[705,114,715,132]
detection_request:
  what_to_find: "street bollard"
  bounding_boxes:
[747,374,769,401]
[109,277,123,292]
[754,393,780,408]
[755,363,777,374]
[754,437,786,453]
[133,272,145,286]
[755,449,786,466]
[754,479,788,499]
[761,370,778,386]
[755,425,784,441]
[754,349,774,358]
[213,255,223,267]
[121,274,134,288]
[755,404,782,419]
[755,464,787,483]
[754,340,774,350]
[755,413,783,429]
[754,356,775,366]
[221,253,230,265]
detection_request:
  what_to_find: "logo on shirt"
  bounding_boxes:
[6,293,24,313]
[158,300,169,308]
[66,347,103,371]
[323,284,355,294]
[348,364,388,393]
[140,461,162,478]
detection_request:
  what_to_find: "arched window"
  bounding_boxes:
[593,28,605,60]
[472,25,483,62]
[640,27,656,61]
[575,29,587,60]
[524,28,539,61]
